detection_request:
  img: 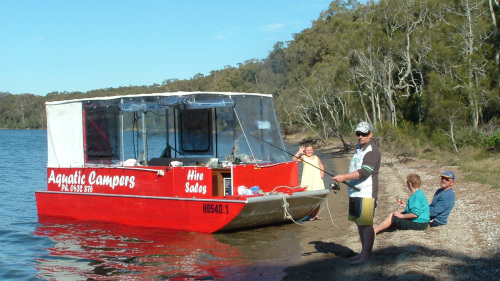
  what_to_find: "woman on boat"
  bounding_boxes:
[294,144,325,220]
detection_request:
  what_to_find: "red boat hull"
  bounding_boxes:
[35,189,330,233]
[36,162,330,233]
[35,191,246,233]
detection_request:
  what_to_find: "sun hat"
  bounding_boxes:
[441,171,455,181]
[354,121,373,133]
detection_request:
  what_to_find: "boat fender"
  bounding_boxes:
[237,186,254,196]
[123,159,137,166]
[207,158,218,168]
[237,185,263,196]
[170,161,183,167]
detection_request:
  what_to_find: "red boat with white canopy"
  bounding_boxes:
[35,92,330,233]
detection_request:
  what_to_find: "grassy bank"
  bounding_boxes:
[378,125,500,189]
[419,147,500,189]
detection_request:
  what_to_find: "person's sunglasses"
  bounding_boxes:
[356,132,370,137]
[441,177,451,182]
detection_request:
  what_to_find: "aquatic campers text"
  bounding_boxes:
[48,170,136,191]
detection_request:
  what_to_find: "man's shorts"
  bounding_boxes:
[348,197,376,225]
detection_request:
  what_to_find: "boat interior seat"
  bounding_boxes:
[149,157,215,167]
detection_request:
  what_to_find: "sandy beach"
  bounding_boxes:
[282,144,500,280]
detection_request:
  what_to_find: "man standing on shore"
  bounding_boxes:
[332,121,381,265]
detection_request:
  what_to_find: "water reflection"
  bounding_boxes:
[34,217,298,280]
[34,217,245,280]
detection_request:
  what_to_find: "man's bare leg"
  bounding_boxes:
[349,224,365,261]
[350,225,375,265]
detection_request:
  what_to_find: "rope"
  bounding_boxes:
[299,193,350,229]
[273,185,351,228]
[281,194,291,219]
[271,185,301,192]
[280,194,303,225]
[325,197,342,229]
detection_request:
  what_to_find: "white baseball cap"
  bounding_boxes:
[355,121,373,133]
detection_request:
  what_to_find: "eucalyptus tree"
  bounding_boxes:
[278,0,362,146]
[427,0,493,131]
[348,0,433,128]
[488,0,499,66]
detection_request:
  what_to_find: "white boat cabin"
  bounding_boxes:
[46,92,290,170]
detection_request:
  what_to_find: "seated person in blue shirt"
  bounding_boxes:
[429,171,456,227]
[374,173,430,234]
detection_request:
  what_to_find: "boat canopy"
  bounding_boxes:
[46,92,290,168]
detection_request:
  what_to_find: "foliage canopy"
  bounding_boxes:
[1,0,499,154]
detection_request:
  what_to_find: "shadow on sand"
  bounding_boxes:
[283,242,500,280]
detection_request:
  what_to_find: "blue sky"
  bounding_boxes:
[1,0,341,96]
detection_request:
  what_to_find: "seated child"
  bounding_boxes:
[374,173,429,234]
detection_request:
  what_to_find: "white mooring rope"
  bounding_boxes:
[276,187,350,228]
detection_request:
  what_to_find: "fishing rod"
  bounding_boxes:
[243,131,360,191]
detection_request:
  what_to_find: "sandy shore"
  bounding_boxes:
[282,145,500,280]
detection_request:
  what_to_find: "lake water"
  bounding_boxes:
[0,130,322,280]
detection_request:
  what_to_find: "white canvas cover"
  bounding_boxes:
[46,102,84,167]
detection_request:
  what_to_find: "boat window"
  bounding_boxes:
[216,108,236,160]
[232,95,289,163]
[84,106,120,163]
[179,109,213,153]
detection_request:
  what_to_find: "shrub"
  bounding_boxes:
[485,131,500,150]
